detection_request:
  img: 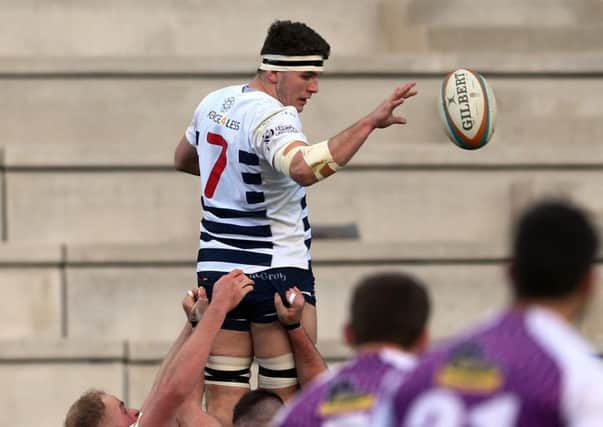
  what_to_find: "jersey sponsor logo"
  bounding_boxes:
[262,124,300,145]
[435,342,503,394]
[208,110,240,131]
[318,379,375,416]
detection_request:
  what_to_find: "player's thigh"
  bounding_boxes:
[210,329,252,357]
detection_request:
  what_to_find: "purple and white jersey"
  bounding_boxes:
[274,349,416,427]
[374,307,603,427]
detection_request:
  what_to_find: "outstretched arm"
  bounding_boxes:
[275,287,327,387]
[285,82,418,185]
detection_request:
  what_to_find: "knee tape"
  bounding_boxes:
[256,353,298,389]
[205,355,252,388]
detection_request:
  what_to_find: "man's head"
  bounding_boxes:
[232,389,284,427]
[346,272,431,353]
[511,199,598,312]
[65,390,139,427]
[257,20,330,112]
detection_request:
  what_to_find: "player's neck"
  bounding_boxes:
[248,75,277,99]
[513,298,584,326]
[355,342,416,356]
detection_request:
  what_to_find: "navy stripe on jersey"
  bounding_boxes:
[202,219,272,237]
[202,198,267,219]
[303,217,310,231]
[246,192,265,204]
[242,173,262,185]
[198,248,272,266]
[201,232,273,249]
[239,150,260,165]
[301,196,307,209]
[195,130,200,146]
[305,238,312,249]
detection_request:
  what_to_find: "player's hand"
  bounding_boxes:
[368,82,417,129]
[182,287,198,318]
[274,286,305,326]
[211,269,255,312]
[182,287,209,324]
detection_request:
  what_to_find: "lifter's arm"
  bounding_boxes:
[141,270,254,427]
[275,287,327,387]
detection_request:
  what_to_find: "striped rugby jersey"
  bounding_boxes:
[185,84,312,273]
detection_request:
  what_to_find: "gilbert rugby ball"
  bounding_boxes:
[439,68,497,150]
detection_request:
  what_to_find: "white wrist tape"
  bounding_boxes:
[274,140,339,181]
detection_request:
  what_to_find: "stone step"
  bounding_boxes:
[4,0,603,60]
[6,168,603,244]
[0,241,601,344]
[426,26,603,53]
[2,76,602,157]
[387,0,603,27]
[4,52,603,75]
[6,141,603,169]
[1,0,380,57]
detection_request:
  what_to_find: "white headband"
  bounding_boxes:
[259,54,325,72]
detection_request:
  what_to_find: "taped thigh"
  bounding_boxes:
[256,353,298,389]
[205,355,252,388]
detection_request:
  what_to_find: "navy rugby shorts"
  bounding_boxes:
[197,267,316,332]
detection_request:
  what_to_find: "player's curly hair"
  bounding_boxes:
[64,389,106,427]
[260,20,330,59]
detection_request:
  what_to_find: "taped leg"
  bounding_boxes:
[204,329,252,427]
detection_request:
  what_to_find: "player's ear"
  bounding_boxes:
[413,329,430,354]
[265,70,279,84]
[343,323,356,347]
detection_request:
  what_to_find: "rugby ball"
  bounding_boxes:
[439,68,497,150]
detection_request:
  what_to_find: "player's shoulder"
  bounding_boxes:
[526,307,603,385]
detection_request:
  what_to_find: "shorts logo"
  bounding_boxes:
[249,272,287,282]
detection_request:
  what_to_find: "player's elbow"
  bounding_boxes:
[289,156,318,187]
[290,164,317,187]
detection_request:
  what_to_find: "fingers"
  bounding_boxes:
[274,292,284,311]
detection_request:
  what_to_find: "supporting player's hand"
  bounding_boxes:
[211,269,255,312]
[274,286,305,327]
[368,82,417,129]
[182,287,209,324]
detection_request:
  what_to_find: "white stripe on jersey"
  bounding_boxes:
[525,307,603,426]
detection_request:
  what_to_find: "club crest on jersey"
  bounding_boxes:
[317,379,375,416]
[221,96,235,113]
[208,110,240,131]
[435,342,504,394]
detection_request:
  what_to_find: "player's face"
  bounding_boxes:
[100,394,140,427]
[276,71,320,112]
